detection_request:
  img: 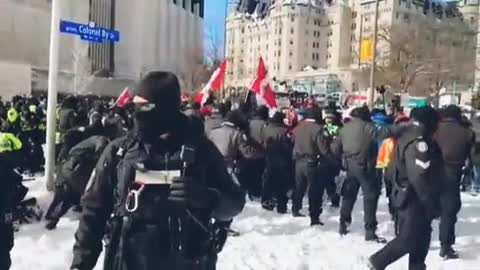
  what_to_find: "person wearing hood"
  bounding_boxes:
[292,107,332,226]
[332,106,392,242]
[71,72,245,270]
[208,109,261,195]
[261,112,294,213]
[369,107,444,270]
[433,105,475,259]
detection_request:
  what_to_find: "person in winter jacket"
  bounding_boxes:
[45,136,110,230]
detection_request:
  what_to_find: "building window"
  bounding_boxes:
[289,64,292,70]
[351,23,356,29]
[291,28,294,34]
[279,28,282,34]
[290,40,294,45]
[289,51,293,56]
[312,53,315,60]
[291,16,295,22]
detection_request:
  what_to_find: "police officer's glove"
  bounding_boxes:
[168,176,220,209]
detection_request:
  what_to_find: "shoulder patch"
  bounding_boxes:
[415,159,431,169]
[416,142,428,153]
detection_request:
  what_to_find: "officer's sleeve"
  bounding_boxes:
[330,129,343,158]
[71,140,118,270]
[315,129,331,157]
[404,141,436,209]
[236,131,260,159]
[204,139,246,221]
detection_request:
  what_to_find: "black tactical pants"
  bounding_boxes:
[262,164,291,211]
[370,198,432,270]
[45,184,74,224]
[340,161,380,233]
[0,222,13,270]
[324,167,340,205]
[238,158,265,198]
[439,166,462,248]
[292,160,325,218]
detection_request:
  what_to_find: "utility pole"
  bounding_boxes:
[368,0,380,108]
[45,0,61,191]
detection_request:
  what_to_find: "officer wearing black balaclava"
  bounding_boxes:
[369,107,444,270]
[71,71,245,270]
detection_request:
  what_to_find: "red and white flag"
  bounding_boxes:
[195,60,227,106]
[250,57,276,109]
[114,87,133,107]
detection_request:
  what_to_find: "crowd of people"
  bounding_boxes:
[0,71,479,270]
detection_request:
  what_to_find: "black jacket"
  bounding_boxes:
[71,115,245,270]
[292,119,330,161]
[434,118,475,167]
[393,123,443,218]
[332,117,392,167]
[262,122,292,167]
[56,136,109,203]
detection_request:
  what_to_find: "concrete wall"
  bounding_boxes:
[114,0,204,80]
[0,0,89,71]
[0,61,31,99]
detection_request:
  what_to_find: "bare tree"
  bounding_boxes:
[71,45,100,95]
[178,47,213,94]
[205,25,224,66]
[375,16,475,98]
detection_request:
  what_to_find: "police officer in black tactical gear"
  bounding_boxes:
[292,107,331,226]
[71,71,245,270]
[261,112,294,213]
[434,105,475,259]
[332,106,390,242]
[369,107,444,270]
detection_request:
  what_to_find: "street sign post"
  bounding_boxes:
[59,20,120,42]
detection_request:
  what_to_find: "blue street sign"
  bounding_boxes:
[60,20,120,42]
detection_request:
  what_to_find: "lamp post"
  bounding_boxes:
[45,0,61,191]
[368,0,380,109]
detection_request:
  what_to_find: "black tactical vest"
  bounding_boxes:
[111,135,213,259]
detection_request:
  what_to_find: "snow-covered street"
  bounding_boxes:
[11,177,480,270]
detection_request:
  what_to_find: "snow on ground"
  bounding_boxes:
[11,177,480,270]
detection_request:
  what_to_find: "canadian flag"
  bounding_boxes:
[195,60,227,106]
[114,87,133,107]
[250,57,277,108]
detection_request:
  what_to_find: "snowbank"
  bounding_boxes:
[11,178,480,270]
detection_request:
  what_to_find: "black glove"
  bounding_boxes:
[168,176,220,209]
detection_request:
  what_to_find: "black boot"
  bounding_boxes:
[440,246,459,260]
[45,219,59,230]
[310,217,324,226]
[292,211,305,218]
[277,205,287,214]
[339,222,349,235]
[330,195,340,208]
[365,231,387,244]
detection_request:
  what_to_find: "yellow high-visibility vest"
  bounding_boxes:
[0,132,22,153]
[7,108,18,123]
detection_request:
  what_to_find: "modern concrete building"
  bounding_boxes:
[0,0,204,98]
[225,0,475,95]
